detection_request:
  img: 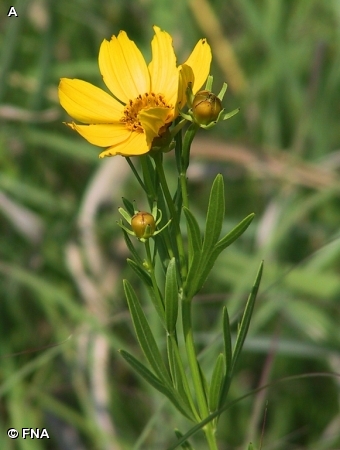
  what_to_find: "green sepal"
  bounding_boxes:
[202,174,225,254]
[123,279,171,385]
[119,350,193,420]
[205,75,213,91]
[217,82,227,101]
[183,206,202,269]
[118,207,132,224]
[208,353,225,413]
[165,258,179,333]
[231,261,263,373]
[174,429,195,450]
[219,107,240,122]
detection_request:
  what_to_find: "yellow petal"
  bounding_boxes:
[176,64,195,114]
[59,78,123,123]
[99,31,150,104]
[99,131,149,158]
[148,26,178,106]
[67,122,130,147]
[183,38,212,94]
[138,106,171,147]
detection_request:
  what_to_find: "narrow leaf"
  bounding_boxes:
[187,213,255,297]
[183,206,202,267]
[219,307,233,409]
[232,261,264,372]
[126,259,165,326]
[119,350,170,396]
[123,280,171,385]
[202,174,225,253]
[122,197,135,216]
[222,306,232,378]
[126,258,152,287]
[122,229,143,266]
[208,353,225,413]
[119,350,193,420]
[167,336,199,421]
[174,429,195,450]
[165,258,179,333]
[214,213,255,254]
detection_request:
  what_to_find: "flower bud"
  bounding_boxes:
[192,90,222,125]
[131,211,156,239]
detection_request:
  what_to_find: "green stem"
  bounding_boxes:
[126,157,146,192]
[153,154,187,282]
[182,299,218,449]
[140,155,157,207]
[179,172,189,209]
[178,123,199,210]
[139,155,175,265]
[144,239,164,310]
[182,123,199,171]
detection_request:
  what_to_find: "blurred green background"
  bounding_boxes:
[1,0,340,449]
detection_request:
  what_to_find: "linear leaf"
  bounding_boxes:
[202,174,225,254]
[121,196,135,216]
[174,429,195,450]
[126,259,152,287]
[222,306,232,378]
[122,229,143,266]
[119,350,170,395]
[126,259,165,325]
[214,213,255,254]
[186,213,255,298]
[208,353,225,413]
[123,280,171,385]
[183,206,202,267]
[165,258,179,333]
[218,307,233,409]
[232,261,264,372]
[119,350,192,420]
[167,336,199,422]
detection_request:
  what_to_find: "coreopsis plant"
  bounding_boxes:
[59,26,262,450]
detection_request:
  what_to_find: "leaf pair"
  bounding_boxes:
[184,174,255,300]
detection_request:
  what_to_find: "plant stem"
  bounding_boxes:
[153,153,187,282]
[182,298,219,450]
[144,239,165,315]
[178,123,199,210]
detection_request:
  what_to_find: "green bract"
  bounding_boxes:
[180,75,240,129]
[117,200,171,242]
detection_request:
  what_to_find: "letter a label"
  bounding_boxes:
[8,7,18,17]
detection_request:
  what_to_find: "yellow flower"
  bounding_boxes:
[58,26,211,158]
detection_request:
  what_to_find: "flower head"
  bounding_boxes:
[59,26,211,158]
